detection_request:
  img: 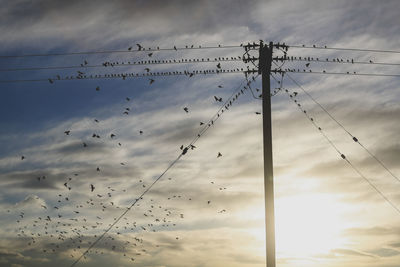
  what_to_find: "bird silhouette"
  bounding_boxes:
[110,134,116,138]
[216,63,221,69]
[217,152,222,158]
[214,96,222,102]
[255,112,261,115]
[91,184,95,192]
[183,107,189,113]
[128,46,132,51]
[139,130,143,135]
[305,63,310,67]
[149,79,155,85]
[21,156,25,160]
[136,44,143,50]
[200,122,204,125]
[148,53,153,57]
[64,130,70,135]
[218,85,223,88]
[144,68,150,72]
[126,97,130,101]
[96,167,100,172]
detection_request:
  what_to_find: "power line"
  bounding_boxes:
[278,69,400,78]
[0,68,257,83]
[0,44,242,59]
[69,74,256,267]
[283,87,400,216]
[287,44,400,54]
[0,57,244,72]
[285,57,400,67]
[286,73,400,185]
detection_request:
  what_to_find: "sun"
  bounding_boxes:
[275,193,347,257]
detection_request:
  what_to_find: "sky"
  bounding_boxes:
[0,0,400,267]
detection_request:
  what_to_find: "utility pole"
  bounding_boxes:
[259,41,275,267]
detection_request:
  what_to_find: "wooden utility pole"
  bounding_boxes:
[259,41,275,267]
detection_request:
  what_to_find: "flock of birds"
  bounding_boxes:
[11,44,264,265]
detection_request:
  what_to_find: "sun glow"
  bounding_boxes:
[275,194,347,257]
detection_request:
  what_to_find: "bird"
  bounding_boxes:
[139,130,143,135]
[214,96,222,102]
[149,79,155,85]
[144,68,150,72]
[183,107,189,113]
[96,167,100,172]
[96,86,100,91]
[94,119,99,123]
[90,184,95,192]
[305,63,310,67]
[173,46,177,51]
[216,63,221,69]
[136,44,143,50]
[217,152,222,158]
[110,134,116,138]
[128,46,132,51]
[218,85,223,88]
[64,130,70,135]
[126,97,130,101]
[21,156,25,160]
[200,122,204,125]
[255,112,261,115]
[293,92,298,96]
[148,53,153,57]
[48,79,53,84]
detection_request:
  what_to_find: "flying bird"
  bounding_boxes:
[110,134,116,138]
[214,96,222,102]
[64,130,70,135]
[90,184,95,192]
[305,63,310,67]
[216,63,221,69]
[149,79,155,85]
[217,152,222,158]
[21,156,25,160]
[218,85,223,88]
[148,53,153,57]
[136,44,143,50]
[183,107,189,113]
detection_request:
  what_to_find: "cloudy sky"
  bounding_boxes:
[1,0,400,267]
